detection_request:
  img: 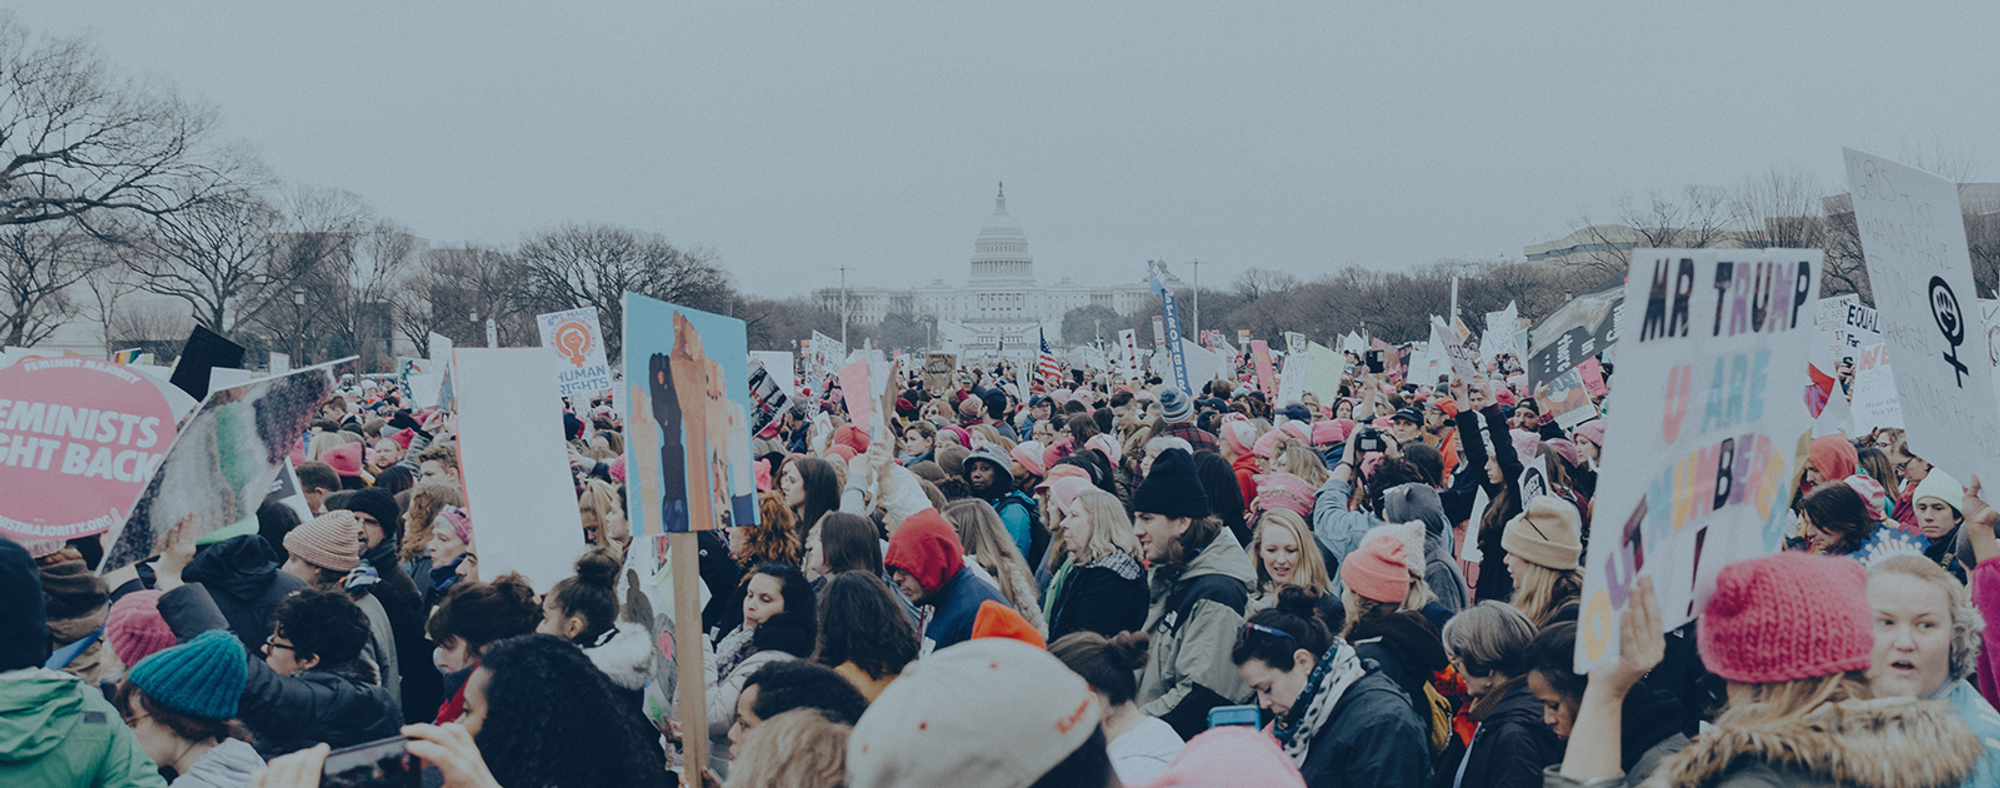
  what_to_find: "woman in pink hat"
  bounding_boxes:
[1554,559,1982,787]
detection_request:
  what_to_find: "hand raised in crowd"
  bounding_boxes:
[1560,575,1665,782]
[251,743,328,788]
[1965,475,1999,565]
[153,513,200,592]
[403,723,504,788]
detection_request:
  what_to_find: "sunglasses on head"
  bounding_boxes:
[1237,621,1297,646]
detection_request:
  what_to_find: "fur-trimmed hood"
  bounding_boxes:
[582,621,653,691]
[1639,697,1980,788]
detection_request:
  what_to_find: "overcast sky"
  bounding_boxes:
[18,2,2000,296]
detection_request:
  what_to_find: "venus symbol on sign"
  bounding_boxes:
[553,320,592,367]
[1929,276,1968,387]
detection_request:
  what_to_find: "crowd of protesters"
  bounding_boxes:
[6,342,2000,788]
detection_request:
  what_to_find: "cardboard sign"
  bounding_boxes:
[623,294,757,535]
[1250,340,1276,394]
[0,358,178,540]
[1296,342,1345,405]
[99,358,356,574]
[168,325,246,400]
[536,307,614,398]
[1577,357,1609,398]
[1484,302,1520,360]
[1845,148,2000,488]
[838,359,874,437]
[1435,316,1479,384]
[924,353,957,396]
[452,347,590,593]
[1851,355,1904,433]
[1543,367,1599,430]
[1575,248,1819,672]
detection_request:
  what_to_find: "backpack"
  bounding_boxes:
[994,490,1046,568]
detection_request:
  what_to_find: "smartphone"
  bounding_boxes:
[320,736,419,788]
[1208,704,1262,729]
[1365,350,1385,374]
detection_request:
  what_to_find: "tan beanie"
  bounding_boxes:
[1501,495,1582,571]
[284,511,364,573]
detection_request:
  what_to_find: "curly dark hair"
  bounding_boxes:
[275,586,370,670]
[474,635,669,788]
[426,573,541,653]
[743,659,869,725]
[813,571,917,681]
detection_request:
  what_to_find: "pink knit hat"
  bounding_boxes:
[1252,473,1315,518]
[1311,419,1347,447]
[437,506,473,543]
[1572,419,1605,447]
[1510,430,1541,463]
[1697,552,1873,684]
[832,423,869,455]
[1048,477,1096,517]
[105,590,176,668]
[827,444,857,464]
[1253,428,1288,460]
[1545,438,1580,468]
[284,511,363,572]
[1010,441,1047,477]
[1086,433,1123,466]
[608,455,627,484]
[1340,534,1412,604]
[323,442,364,478]
[1841,474,1888,521]
[1130,726,1307,788]
[1035,463,1091,493]
[1221,421,1257,457]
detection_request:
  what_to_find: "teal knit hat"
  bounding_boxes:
[128,629,246,720]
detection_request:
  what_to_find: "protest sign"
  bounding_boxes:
[266,462,311,523]
[1575,248,1820,672]
[1275,353,1306,407]
[1340,332,1365,357]
[168,325,246,400]
[1250,340,1276,394]
[1542,367,1599,429]
[270,353,290,375]
[623,293,758,536]
[1577,357,1609,398]
[0,357,178,541]
[1484,302,1520,360]
[749,351,795,397]
[536,307,614,398]
[1297,343,1345,405]
[838,358,875,437]
[745,356,790,435]
[452,347,590,593]
[808,331,845,394]
[1844,148,2000,489]
[923,353,956,395]
[98,357,356,574]
[1286,332,1309,356]
[1851,357,1904,433]
[1528,272,1624,388]
[1435,316,1479,384]
[1148,261,1192,395]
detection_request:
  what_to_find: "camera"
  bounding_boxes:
[1354,427,1386,454]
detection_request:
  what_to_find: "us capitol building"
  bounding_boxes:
[816,186,1178,351]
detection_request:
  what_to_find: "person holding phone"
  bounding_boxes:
[1232,587,1430,787]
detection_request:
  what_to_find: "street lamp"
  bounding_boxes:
[291,286,306,362]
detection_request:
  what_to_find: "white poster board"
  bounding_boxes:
[451,347,590,592]
[809,331,845,393]
[1844,148,2000,488]
[1484,302,1519,360]
[749,352,796,396]
[536,307,615,398]
[1575,249,1820,671]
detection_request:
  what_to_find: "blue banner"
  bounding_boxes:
[1148,261,1192,395]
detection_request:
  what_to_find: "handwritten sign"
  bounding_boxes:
[1575,249,1819,671]
[1844,148,2000,489]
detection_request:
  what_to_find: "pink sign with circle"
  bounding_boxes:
[0,357,177,540]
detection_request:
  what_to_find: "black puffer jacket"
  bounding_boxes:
[1045,553,1148,642]
[1348,612,1448,726]
[179,535,309,656]
[1298,668,1432,788]
[1451,680,1561,788]
[158,583,401,756]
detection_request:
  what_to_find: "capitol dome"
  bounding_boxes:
[970,183,1034,285]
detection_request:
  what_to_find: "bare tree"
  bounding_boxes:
[1622,184,1733,250]
[1232,268,1302,302]
[1732,166,1827,251]
[78,259,138,356]
[516,224,735,361]
[0,14,234,230]
[399,245,533,350]
[0,220,110,345]
[121,189,283,334]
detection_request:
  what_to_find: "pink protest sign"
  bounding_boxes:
[0,357,176,540]
[837,359,873,436]
[1250,340,1275,394]
[1577,357,1608,398]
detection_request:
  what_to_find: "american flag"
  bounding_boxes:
[1037,328,1063,383]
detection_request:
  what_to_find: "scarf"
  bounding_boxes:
[1274,639,1367,767]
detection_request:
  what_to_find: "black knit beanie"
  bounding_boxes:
[0,538,49,671]
[1132,448,1210,519]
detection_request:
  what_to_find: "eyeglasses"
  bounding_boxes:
[1237,621,1297,646]
[263,635,296,655]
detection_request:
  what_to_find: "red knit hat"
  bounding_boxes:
[105,590,176,668]
[284,511,364,573]
[884,509,966,595]
[322,442,364,478]
[1697,552,1873,684]
[1340,534,1412,604]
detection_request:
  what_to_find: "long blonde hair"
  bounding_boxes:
[1067,489,1144,566]
[577,479,629,553]
[1720,671,1872,724]
[723,709,851,788]
[399,483,463,561]
[1249,509,1331,597]
[942,499,1041,612]
[1510,562,1583,629]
